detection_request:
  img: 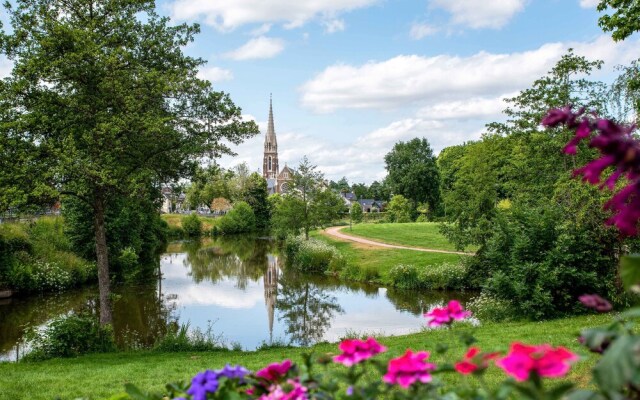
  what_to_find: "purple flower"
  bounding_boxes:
[219,364,250,382]
[578,294,613,312]
[187,370,220,400]
[542,106,581,128]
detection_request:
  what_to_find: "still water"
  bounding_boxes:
[0,237,470,361]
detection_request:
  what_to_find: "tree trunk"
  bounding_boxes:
[94,192,113,326]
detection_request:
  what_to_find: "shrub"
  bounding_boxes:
[217,202,256,234]
[285,236,343,273]
[181,213,203,237]
[466,292,515,322]
[23,313,116,361]
[388,264,422,289]
[154,323,226,352]
[418,262,468,290]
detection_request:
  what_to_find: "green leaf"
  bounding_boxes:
[565,389,606,400]
[124,384,148,400]
[593,334,640,392]
[620,254,640,292]
[546,383,574,400]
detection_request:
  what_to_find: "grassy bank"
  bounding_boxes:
[161,214,218,236]
[0,313,610,399]
[343,222,477,252]
[312,232,466,286]
[0,217,95,293]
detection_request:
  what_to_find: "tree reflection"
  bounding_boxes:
[384,288,475,315]
[276,271,344,346]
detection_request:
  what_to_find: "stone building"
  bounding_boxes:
[263,96,293,194]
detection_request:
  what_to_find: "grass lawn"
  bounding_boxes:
[343,222,477,253]
[161,213,218,232]
[313,232,468,283]
[0,314,610,399]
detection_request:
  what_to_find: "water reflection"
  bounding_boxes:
[0,237,474,360]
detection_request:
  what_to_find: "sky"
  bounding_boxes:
[2,0,640,184]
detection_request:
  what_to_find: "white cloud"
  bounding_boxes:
[249,23,273,36]
[410,23,439,39]
[167,0,377,31]
[0,56,12,78]
[323,19,346,33]
[579,0,599,8]
[223,37,285,60]
[300,35,640,113]
[197,66,234,83]
[417,94,515,120]
[430,0,526,29]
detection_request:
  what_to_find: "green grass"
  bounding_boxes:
[313,232,466,283]
[161,213,218,232]
[0,314,610,399]
[343,222,477,252]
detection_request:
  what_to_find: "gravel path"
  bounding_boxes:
[323,226,474,256]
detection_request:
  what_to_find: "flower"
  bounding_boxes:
[219,364,250,381]
[383,350,436,388]
[333,337,387,367]
[496,343,578,381]
[187,370,220,400]
[578,294,613,312]
[259,379,308,400]
[454,347,500,375]
[256,360,293,382]
[424,300,472,327]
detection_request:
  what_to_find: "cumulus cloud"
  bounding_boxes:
[0,56,12,78]
[323,19,346,33]
[167,0,377,31]
[300,35,640,113]
[197,66,234,83]
[250,23,272,36]
[430,0,526,29]
[416,94,516,120]
[410,23,439,39]
[579,0,599,8]
[223,37,285,60]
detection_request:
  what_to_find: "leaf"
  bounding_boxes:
[564,389,606,400]
[593,334,640,392]
[620,254,640,292]
[546,383,574,400]
[124,384,159,400]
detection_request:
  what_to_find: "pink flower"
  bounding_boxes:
[424,300,472,327]
[496,343,578,381]
[333,337,386,367]
[256,360,292,382]
[454,347,500,375]
[578,294,613,313]
[259,380,308,400]
[383,350,436,388]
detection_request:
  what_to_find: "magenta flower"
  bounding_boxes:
[496,343,578,381]
[544,107,640,236]
[454,347,500,375]
[578,294,612,312]
[256,360,292,382]
[424,300,472,327]
[333,337,387,367]
[259,379,308,400]
[383,350,436,388]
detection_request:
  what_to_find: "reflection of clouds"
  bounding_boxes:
[168,280,265,309]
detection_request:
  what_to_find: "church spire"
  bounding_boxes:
[267,93,276,142]
[263,95,279,181]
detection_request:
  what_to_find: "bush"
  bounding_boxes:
[466,292,515,322]
[23,313,116,361]
[418,262,468,290]
[388,264,421,289]
[181,213,203,237]
[217,202,256,234]
[285,236,343,273]
[154,323,226,352]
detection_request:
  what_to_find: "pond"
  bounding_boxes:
[0,237,471,361]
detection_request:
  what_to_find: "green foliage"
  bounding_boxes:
[285,236,344,273]
[388,264,421,289]
[351,202,364,224]
[63,196,167,281]
[181,214,203,238]
[466,292,515,322]
[23,313,116,361]
[217,202,257,234]
[597,0,640,41]
[310,189,345,228]
[153,323,226,353]
[384,137,441,215]
[386,195,413,223]
[270,194,305,239]
[418,262,468,290]
[240,173,270,230]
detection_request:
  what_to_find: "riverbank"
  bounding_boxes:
[0,313,609,399]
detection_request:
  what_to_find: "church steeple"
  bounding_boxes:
[263,94,279,180]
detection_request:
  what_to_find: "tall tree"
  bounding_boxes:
[241,172,270,230]
[0,0,258,325]
[384,138,441,215]
[292,156,324,240]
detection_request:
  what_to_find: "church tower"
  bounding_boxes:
[263,95,279,180]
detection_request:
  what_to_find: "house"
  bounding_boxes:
[160,187,186,214]
[340,192,357,208]
[358,199,385,213]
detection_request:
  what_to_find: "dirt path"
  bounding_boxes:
[322,226,474,256]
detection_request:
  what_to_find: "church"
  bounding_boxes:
[263,96,294,194]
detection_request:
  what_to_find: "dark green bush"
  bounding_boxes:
[388,264,422,289]
[217,202,256,234]
[285,236,343,273]
[23,313,116,361]
[181,213,203,237]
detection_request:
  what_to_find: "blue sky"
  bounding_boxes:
[2,0,640,184]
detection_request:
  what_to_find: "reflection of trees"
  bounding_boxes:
[384,288,475,315]
[276,271,344,346]
[181,236,272,289]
